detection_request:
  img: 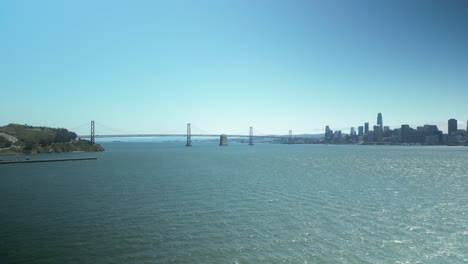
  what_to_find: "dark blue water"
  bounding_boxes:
[1,142,467,263]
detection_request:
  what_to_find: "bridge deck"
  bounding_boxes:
[78,134,285,138]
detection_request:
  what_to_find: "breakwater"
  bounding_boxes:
[0,157,97,164]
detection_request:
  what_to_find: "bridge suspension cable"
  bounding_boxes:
[94,122,133,135]
[190,123,212,135]
[252,127,272,136]
[70,122,92,134]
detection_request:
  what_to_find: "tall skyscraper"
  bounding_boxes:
[377,113,383,128]
[364,122,369,134]
[325,125,333,141]
[448,119,457,135]
[358,126,364,136]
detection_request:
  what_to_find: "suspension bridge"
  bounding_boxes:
[78,121,296,146]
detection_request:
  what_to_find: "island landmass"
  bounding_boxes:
[0,124,104,156]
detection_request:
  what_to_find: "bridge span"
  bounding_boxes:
[80,122,291,146]
[78,134,284,139]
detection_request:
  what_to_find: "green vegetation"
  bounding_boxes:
[0,136,12,148]
[0,124,104,155]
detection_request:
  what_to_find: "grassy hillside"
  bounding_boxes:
[0,124,104,155]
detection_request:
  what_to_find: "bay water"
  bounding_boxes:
[1,142,467,263]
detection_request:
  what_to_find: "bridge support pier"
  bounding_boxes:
[219,134,228,146]
[249,127,254,145]
[288,130,292,144]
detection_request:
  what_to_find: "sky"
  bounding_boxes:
[1,0,467,135]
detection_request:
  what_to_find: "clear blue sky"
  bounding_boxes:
[1,0,467,135]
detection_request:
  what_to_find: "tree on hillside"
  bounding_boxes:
[54,128,77,143]
[0,136,12,148]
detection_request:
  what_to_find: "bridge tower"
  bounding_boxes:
[186,123,192,146]
[288,130,292,144]
[90,121,95,144]
[249,127,254,145]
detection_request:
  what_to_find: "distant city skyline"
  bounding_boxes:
[322,115,467,146]
[1,0,467,135]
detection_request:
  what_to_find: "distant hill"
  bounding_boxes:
[0,124,104,155]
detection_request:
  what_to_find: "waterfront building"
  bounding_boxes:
[334,130,344,143]
[349,127,356,142]
[373,125,382,141]
[400,124,412,143]
[325,126,334,142]
[423,125,439,133]
[421,125,442,145]
[364,122,369,134]
[448,135,460,144]
[365,130,374,142]
[334,130,342,138]
[425,135,440,145]
[448,119,457,135]
[383,126,390,133]
[358,126,364,136]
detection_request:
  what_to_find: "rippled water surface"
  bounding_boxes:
[1,142,468,263]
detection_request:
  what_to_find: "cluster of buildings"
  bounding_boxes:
[324,113,468,146]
